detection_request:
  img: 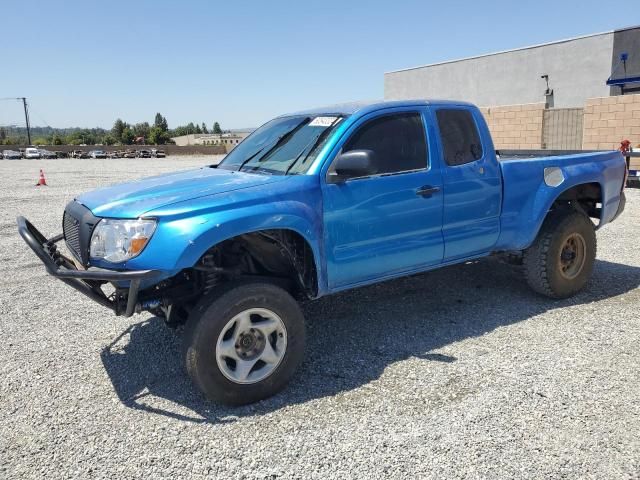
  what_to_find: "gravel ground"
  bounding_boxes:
[1,157,639,479]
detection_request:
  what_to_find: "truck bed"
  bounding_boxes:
[497,149,639,187]
[493,149,626,252]
[496,149,602,160]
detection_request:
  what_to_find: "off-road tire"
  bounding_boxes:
[183,281,305,405]
[524,210,596,299]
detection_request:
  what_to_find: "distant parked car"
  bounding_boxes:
[38,149,57,159]
[89,150,107,159]
[107,151,121,159]
[2,150,22,160]
[24,147,41,159]
[123,149,136,159]
[136,149,152,158]
[54,151,67,158]
[151,149,166,158]
[77,151,90,159]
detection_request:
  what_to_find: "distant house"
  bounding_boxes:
[171,131,252,152]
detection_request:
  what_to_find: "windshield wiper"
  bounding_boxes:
[236,145,269,172]
[285,117,340,175]
[238,117,310,173]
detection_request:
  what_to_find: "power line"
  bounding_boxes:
[29,106,52,129]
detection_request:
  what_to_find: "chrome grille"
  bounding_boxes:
[63,211,81,260]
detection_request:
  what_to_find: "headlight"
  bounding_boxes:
[90,219,156,263]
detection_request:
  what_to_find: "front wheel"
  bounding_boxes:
[524,210,597,299]
[183,281,305,405]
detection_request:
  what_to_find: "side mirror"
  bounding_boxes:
[328,149,378,183]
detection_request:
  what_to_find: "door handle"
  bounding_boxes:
[416,185,440,197]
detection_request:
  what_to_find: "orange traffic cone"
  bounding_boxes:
[35,169,47,187]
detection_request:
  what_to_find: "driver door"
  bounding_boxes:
[321,108,444,289]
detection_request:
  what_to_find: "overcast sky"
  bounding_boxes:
[1,0,638,130]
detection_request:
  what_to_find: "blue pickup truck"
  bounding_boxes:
[18,100,627,405]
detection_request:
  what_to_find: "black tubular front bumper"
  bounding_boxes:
[17,216,160,317]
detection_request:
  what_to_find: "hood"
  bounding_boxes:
[77,167,286,218]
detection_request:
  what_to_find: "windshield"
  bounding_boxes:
[218,115,344,175]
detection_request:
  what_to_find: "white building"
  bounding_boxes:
[171,132,251,151]
[385,26,640,109]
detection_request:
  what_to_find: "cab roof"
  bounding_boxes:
[287,99,475,117]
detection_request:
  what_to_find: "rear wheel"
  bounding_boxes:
[524,210,596,299]
[183,281,305,405]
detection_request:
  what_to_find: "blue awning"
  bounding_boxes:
[606,75,640,87]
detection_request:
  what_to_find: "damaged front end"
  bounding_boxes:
[18,214,319,327]
[17,216,160,317]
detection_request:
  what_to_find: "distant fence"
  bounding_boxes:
[4,144,226,156]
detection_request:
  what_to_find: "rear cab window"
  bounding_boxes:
[435,109,483,166]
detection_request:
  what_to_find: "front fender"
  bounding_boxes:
[175,205,323,275]
[121,176,327,293]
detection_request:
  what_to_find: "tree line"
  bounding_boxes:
[0,113,225,146]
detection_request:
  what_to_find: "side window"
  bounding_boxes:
[342,112,427,175]
[436,109,483,166]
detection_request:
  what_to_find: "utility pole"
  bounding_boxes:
[19,97,31,145]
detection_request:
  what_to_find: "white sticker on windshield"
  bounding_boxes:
[309,116,340,127]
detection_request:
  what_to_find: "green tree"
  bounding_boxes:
[148,126,171,145]
[171,122,202,136]
[112,119,127,143]
[171,126,187,136]
[66,129,95,145]
[133,122,150,140]
[103,134,117,146]
[212,122,222,134]
[121,127,135,145]
[154,113,169,131]
[201,122,209,134]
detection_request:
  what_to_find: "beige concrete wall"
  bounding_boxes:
[479,103,544,149]
[582,94,640,150]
